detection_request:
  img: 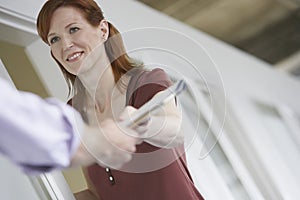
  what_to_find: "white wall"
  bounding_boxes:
[26,40,68,101]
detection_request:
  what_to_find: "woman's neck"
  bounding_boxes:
[77,53,113,108]
[77,55,129,116]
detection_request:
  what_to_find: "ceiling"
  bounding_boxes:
[137,0,300,75]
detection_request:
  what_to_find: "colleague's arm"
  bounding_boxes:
[0,78,137,174]
[0,78,84,174]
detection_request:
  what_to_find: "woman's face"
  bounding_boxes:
[48,6,107,75]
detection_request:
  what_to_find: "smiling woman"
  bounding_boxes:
[37,0,135,94]
[36,0,203,200]
[47,6,106,75]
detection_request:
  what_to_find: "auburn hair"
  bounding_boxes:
[37,0,142,97]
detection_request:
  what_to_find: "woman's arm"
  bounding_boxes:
[126,68,184,148]
[141,91,184,148]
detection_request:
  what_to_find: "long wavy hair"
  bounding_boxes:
[37,0,142,97]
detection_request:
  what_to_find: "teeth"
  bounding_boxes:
[68,52,81,61]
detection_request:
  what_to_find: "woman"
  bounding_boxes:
[37,0,203,199]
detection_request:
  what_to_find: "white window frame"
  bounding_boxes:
[226,93,300,199]
[184,79,265,200]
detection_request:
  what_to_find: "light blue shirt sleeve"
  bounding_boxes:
[0,78,84,174]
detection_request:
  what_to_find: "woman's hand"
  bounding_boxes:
[139,92,184,148]
[118,106,149,140]
[120,97,184,149]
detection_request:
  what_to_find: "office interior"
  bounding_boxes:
[1,0,300,199]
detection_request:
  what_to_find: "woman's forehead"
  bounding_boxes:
[49,7,86,31]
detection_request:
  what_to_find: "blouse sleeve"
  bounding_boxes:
[128,68,173,109]
[0,78,83,174]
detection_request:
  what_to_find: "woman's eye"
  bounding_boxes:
[49,36,60,44]
[70,27,79,34]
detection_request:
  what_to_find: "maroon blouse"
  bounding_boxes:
[85,68,204,200]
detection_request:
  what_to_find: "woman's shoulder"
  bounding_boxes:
[126,68,173,107]
[138,68,172,87]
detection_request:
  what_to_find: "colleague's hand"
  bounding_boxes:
[70,106,150,169]
[70,120,140,169]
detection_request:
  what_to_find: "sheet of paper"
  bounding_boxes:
[120,79,186,127]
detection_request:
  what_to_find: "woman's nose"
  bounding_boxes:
[62,36,74,50]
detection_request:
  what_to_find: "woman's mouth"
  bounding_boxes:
[66,51,84,62]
